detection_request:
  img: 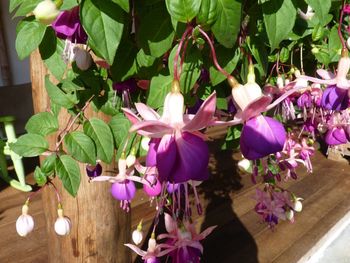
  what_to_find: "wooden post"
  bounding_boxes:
[30,49,131,263]
[0,14,13,86]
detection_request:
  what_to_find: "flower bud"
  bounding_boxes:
[86,162,102,178]
[293,200,303,212]
[147,233,157,253]
[238,158,251,173]
[141,137,150,151]
[33,0,60,25]
[285,209,294,221]
[126,148,136,167]
[132,220,143,245]
[16,204,34,237]
[276,76,284,89]
[54,208,71,236]
[74,47,92,71]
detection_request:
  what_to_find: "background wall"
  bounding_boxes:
[0,0,31,87]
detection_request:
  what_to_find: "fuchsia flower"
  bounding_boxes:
[158,213,217,263]
[91,157,150,211]
[300,52,350,111]
[51,6,87,44]
[123,80,216,183]
[325,127,348,145]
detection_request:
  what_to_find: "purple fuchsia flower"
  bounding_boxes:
[134,161,162,197]
[51,6,88,63]
[86,162,102,178]
[299,51,350,111]
[297,91,313,108]
[325,127,348,145]
[113,79,138,108]
[91,157,151,211]
[158,214,216,263]
[240,115,286,160]
[123,80,216,184]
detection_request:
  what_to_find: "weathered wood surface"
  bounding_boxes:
[28,50,131,263]
[0,144,349,263]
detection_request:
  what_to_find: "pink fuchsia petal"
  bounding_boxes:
[146,138,161,167]
[124,244,147,257]
[325,127,348,145]
[298,75,337,85]
[135,103,160,121]
[182,92,216,132]
[143,174,162,197]
[122,108,141,124]
[196,225,217,241]
[317,69,335,80]
[130,120,174,138]
[90,175,116,182]
[164,213,177,234]
[241,95,272,121]
[156,134,177,182]
[110,180,136,201]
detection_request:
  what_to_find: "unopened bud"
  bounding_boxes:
[126,148,136,167]
[54,208,71,236]
[293,200,303,212]
[238,158,252,173]
[74,47,92,71]
[141,137,150,151]
[132,220,143,245]
[16,204,34,237]
[33,0,60,25]
[285,209,294,221]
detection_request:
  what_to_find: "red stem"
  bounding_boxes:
[49,181,62,204]
[339,0,346,50]
[174,26,193,80]
[198,27,230,78]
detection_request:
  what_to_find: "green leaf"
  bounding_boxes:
[137,6,175,58]
[39,27,66,80]
[147,74,173,108]
[13,0,42,17]
[136,49,157,68]
[110,40,137,82]
[15,20,46,60]
[56,155,81,197]
[45,76,79,109]
[111,0,129,12]
[168,44,203,96]
[197,0,219,27]
[263,0,296,50]
[165,0,202,23]
[10,134,48,157]
[34,166,47,186]
[60,0,78,10]
[211,0,242,48]
[109,113,131,148]
[306,0,331,24]
[81,0,124,64]
[83,118,114,163]
[209,47,240,86]
[64,131,97,164]
[41,154,57,174]
[328,26,342,63]
[25,112,59,136]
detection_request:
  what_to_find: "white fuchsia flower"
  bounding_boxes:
[16,203,34,237]
[33,0,60,24]
[132,220,144,245]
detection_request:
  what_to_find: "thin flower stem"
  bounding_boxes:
[339,0,346,50]
[49,181,62,204]
[55,95,95,151]
[174,26,193,81]
[197,27,231,78]
[27,184,46,202]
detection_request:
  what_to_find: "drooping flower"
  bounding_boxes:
[123,80,216,183]
[240,115,286,160]
[51,6,87,44]
[54,208,71,236]
[74,47,92,71]
[321,85,349,111]
[132,220,144,245]
[16,203,34,237]
[86,162,102,178]
[325,127,348,145]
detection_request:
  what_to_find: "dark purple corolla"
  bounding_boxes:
[321,85,349,111]
[86,163,102,178]
[112,79,138,94]
[170,247,201,263]
[325,127,348,145]
[240,115,286,160]
[51,6,87,43]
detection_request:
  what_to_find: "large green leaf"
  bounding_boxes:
[137,7,175,58]
[64,131,97,164]
[306,0,331,25]
[196,0,219,27]
[147,74,173,108]
[39,27,66,80]
[83,118,114,163]
[25,112,59,136]
[12,0,42,17]
[165,0,202,23]
[263,0,296,50]
[111,0,129,12]
[168,44,202,97]
[56,155,81,197]
[81,0,124,64]
[211,0,242,48]
[34,166,47,186]
[10,134,48,157]
[109,113,131,148]
[15,20,46,60]
[45,76,79,109]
